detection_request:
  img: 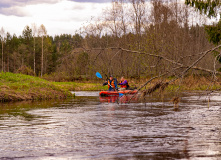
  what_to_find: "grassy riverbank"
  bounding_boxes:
[0,72,107,102]
[0,72,220,102]
[0,72,72,102]
[135,75,221,93]
[53,81,107,91]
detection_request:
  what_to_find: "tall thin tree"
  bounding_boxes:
[32,23,37,75]
[38,24,47,77]
[0,27,5,72]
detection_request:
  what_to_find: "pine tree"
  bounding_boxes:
[185,0,221,44]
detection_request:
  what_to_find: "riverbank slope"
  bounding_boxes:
[0,72,108,102]
[0,72,72,102]
[1,72,220,102]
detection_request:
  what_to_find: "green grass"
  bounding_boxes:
[0,72,108,102]
[2,72,219,102]
[0,72,72,102]
[53,82,108,91]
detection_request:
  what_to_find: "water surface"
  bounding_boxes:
[0,91,221,159]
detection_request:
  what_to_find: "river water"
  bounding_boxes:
[0,91,221,159]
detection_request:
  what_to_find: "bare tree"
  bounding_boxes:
[116,0,128,36]
[106,1,120,37]
[0,27,5,72]
[38,24,47,77]
[32,23,37,75]
[130,0,147,49]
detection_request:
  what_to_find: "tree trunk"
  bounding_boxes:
[7,53,9,72]
[41,36,43,77]
[34,37,36,75]
[2,42,3,72]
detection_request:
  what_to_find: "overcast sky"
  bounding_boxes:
[0,0,112,36]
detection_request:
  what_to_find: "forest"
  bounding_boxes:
[0,0,220,81]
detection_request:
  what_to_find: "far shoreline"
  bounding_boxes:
[0,72,220,103]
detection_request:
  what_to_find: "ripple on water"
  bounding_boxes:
[0,91,221,159]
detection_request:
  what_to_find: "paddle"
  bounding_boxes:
[96,72,124,97]
[96,72,103,79]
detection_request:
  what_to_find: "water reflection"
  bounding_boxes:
[99,94,138,103]
[0,100,66,120]
[0,92,220,159]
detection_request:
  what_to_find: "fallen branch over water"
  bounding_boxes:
[126,44,221,102]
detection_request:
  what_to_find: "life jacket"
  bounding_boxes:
[120,80,129,88]
[108,79,116,89]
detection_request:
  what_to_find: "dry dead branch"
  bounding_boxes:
[171,97,180,108]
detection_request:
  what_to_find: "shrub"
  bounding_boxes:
[16,66,35,76]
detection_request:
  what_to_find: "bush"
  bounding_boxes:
[16,66,35,76]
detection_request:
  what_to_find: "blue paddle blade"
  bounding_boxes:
[119,93,124,97]
[96,72,102,79]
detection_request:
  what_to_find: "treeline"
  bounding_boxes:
[0,25,83,78]
[0,0,218,81]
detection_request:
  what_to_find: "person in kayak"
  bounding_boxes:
[103,75,118,91]
[118,77,130,90]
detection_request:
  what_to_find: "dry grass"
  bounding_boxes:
[181,75,220,90]
[140,81,169,99]
[138,75,221,101]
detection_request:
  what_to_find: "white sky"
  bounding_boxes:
[0,0,112,36]
[0,0,219,37]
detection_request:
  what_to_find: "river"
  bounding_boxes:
[0,91,221,159]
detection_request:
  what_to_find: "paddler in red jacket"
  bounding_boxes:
[118,77,130,90]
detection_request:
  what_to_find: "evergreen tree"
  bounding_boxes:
[185,0,221,44]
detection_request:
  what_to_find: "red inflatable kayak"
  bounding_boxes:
[99,90,138,97]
